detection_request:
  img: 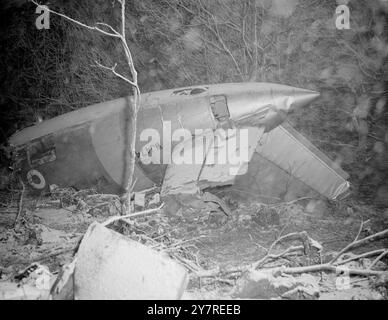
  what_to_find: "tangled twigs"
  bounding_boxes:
[194,228,388,284]
[193,231,315,279]
[256,245,304,266]
[101,203,164,227]
[259,228,388,279]
[329,229,388,265]
[165,235,209,251]
[94,61,137,87]
[251,231,312,269]
[172,254,202,273]
[336,249,386,266]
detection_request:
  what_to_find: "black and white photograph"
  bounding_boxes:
[0,0,387,304]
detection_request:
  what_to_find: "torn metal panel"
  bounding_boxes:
[160,134,207,195]
[161,127,264,195]
[199,127,264,182]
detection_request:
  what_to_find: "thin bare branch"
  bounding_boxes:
[274,264,387,277]
[94,61,137,87]
[354,219,370,242]
[336,249,386,266]
[251,231,311,269]
[330,229,388,265]
[252,245,304,269]
[95,22,121,37]
[31,1,121,38]
[370,250,388,270]
[101,203,164,226]
[31,0,141,214]
[212,18,244,80]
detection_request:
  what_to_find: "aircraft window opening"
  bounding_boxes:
[171,87,208,96]
[210,95,229,121]
[190,88,206,95]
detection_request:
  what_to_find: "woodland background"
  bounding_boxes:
[0,0,387,205]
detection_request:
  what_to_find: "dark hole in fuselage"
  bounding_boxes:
[190,88,206,95]
[31,174,41,184]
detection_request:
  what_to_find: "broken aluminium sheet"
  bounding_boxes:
[161,127,265,195]
[162,123,350,201]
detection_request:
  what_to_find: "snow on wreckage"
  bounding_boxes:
[8,82,349,201]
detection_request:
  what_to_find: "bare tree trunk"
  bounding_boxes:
[31,0,140,213]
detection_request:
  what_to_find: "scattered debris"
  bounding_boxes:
[74,222,188,300]
[148,193,161,206]
[1,262,54,300]
[0,281,50,300]
[134,192,146,208]
[50,260,76,300]
[233,270,320,299]
[14,263,53,290]
[0,186,387,300]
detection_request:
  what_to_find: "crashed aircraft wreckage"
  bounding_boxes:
[9,82,350,202]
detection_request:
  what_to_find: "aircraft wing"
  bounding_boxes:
[255,122,350,200]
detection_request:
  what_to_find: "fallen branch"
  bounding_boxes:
[330,229,388,265]
[194,229,388,282]
[370,250,388,270]
[273,264,387,278]
[94,61,137,87]
[336,249,386,266]
[354,219,370,242]
[101,203,164,226]
[194,231,312,278]
[251,231,312,270]
[86,194,120,200]
[252,245,304,269]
